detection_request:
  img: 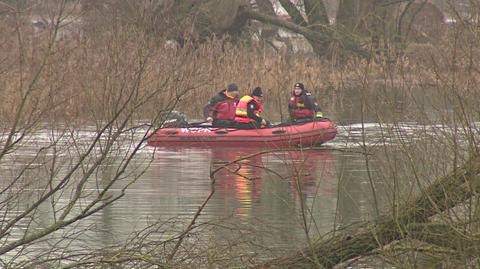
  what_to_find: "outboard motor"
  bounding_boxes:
[161,111,188,128]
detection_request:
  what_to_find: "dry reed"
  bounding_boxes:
[2,14,470,126]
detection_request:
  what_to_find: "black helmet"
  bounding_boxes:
[294,82,305,91]
[227,83,239,92]
[252,87,263,97]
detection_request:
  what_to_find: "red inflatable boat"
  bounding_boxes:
[147,118,337,148]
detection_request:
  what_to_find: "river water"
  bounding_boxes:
[2,121,464,267]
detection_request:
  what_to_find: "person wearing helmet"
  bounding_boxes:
[203,83,240,127]
[234,87,268,129]
[288,82,321,122]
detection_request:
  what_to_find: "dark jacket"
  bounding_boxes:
[203,90,238,121]
[246,99,263,124]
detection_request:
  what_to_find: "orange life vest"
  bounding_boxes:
[234,95,263,123]
[289,94,315,119]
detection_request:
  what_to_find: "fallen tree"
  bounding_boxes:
[80,0,446,58]
[257,153,480,268]
[240,9,368,57]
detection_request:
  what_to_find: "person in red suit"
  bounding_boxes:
[204,83,240,127]
[288,82,321,122]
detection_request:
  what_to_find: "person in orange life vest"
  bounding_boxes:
[288,82,319,122]
[203,83,240,127]
[234,87,268,129]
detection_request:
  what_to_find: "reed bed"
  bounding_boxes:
[3,12,476,126]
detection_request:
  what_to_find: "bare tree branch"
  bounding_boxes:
[304,0,329,29]
[278,0,308,26]
[242,9,368,57]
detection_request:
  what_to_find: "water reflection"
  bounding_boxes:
[1,141,381,259]
[150,147,338,246]
[2,120,464,267]
[211,148,337,228]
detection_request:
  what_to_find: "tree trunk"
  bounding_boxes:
[254,0,295,53]
[303,0,331,54]
[304,0,329,28]
[336,0,357,31]
[242,9,367,57]
[405,223,480,255]
[278,0,308,26]
[257,154,480,269]
[255,0,276,15]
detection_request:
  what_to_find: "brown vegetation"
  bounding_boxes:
[1,0,480,268]
[1,1,472,124]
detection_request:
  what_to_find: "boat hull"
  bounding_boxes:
[147,119,337,148]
